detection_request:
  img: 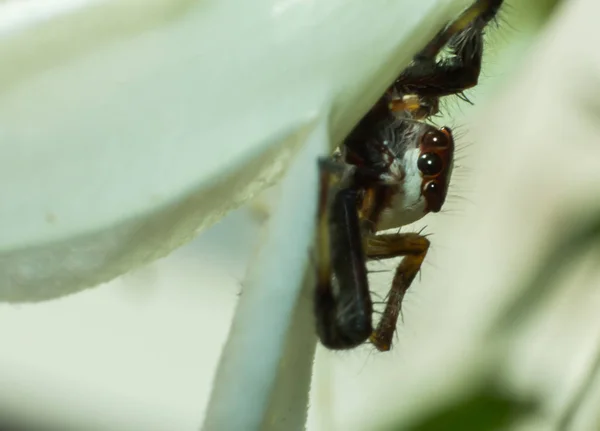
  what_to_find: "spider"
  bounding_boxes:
[314,0,503,351]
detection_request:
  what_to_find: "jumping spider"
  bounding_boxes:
[314,0,503,351]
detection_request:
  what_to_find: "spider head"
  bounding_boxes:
[365,122,454,230]
[342,120,455,230]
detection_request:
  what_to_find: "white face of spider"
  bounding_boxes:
[378,148,427,230]
[376,125,454,231]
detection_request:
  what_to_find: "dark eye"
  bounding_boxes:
[423,181,443,212]
[418,152,443,176]
[422,130,449,148]
[425,181,438,194]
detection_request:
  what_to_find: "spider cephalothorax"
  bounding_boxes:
[314,0,503,351]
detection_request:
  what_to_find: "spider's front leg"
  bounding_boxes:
[389,0,504,115]
[314,160,373,350]
[366,233,430,352]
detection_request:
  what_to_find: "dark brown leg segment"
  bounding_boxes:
[365,233,430,351]
[393,0,504,99]
[314,160,373,350]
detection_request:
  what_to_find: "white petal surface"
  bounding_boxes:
[0,0,467,302]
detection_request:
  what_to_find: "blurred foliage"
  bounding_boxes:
[380,381,539,431]
[495,214,600,332]
[495,213,600,429]
[507,0,562,23]
[557,341,600,430]
[379,0,597,430]
[532,0,563,17]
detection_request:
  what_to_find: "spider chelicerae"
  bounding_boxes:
[314,0,504,351]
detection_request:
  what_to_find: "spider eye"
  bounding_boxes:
[417,152,443,176]
[425,182,438,193]
[423,181,443,212]
[422,129,449,148]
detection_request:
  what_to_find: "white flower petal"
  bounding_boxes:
[0,0,468,301]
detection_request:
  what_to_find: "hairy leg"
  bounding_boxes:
[366,233,430,351]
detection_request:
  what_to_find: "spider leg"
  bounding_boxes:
[365,233,430,352]
[417,0,503,61]
[392,0,504,103]
[314,160,373,350]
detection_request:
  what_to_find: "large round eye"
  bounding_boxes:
[418,152,443,176]
[422,130,449,148]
